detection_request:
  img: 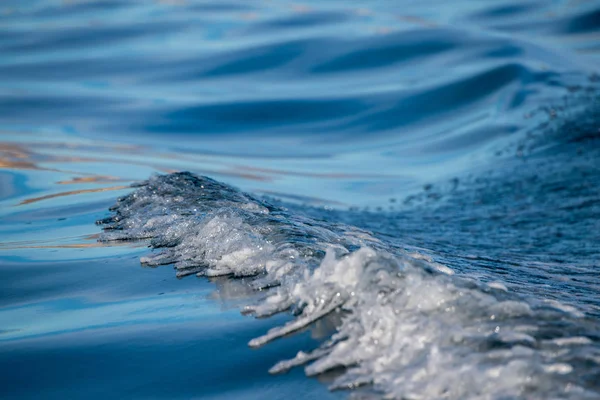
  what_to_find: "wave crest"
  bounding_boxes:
[98,172,599,399]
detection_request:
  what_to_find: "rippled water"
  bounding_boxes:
[1,0,599,399]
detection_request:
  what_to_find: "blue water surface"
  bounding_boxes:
[0,0,599,398]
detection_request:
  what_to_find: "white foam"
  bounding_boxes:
[488,281,508,292]
[98,173,600,400]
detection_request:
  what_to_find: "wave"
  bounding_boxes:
[97,172,600,399]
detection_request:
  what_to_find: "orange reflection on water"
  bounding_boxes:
[57,176,121,185]
[0,143,48,171]
[0,135,391,207]
[0,141,128,173]
[0,139,277,183]
[19,185,130,205]
[0,236,144,250]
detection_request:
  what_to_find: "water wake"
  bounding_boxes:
[98,172,599,399]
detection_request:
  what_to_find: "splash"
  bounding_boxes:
[98,172,599,399]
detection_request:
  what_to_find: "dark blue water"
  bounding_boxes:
[1,0,599,399]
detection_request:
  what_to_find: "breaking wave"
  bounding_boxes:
[98,172,600,399]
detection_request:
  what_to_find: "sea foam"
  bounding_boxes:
[98,172,599,399]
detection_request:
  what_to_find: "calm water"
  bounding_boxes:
[1,0,599,399]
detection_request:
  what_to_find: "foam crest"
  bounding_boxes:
[98,172,600,399]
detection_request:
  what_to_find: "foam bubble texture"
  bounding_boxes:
[98,172,600,399]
